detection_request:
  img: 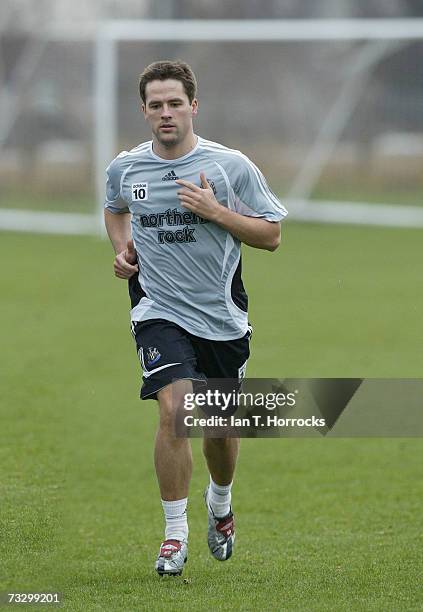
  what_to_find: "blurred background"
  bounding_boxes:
[1,0,422,231]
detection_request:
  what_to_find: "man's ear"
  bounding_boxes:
[141,103,146,118]
[192,98,198,115]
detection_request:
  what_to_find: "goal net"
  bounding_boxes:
[1,19,423,234]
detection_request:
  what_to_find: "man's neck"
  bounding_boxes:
[152,133,198,160]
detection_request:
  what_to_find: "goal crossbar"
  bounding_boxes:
[98,19,423,42]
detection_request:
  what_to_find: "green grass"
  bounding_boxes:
[1,224,422,610]
[0,192,94,214]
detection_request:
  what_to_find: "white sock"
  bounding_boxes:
[161,498,188,543]
[208,477,232,518]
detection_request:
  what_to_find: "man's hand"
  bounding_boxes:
[114,239,138,279]
[176,173,222,222]
[176,172,280,251]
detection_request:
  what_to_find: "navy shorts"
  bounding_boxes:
[131,318,252,401]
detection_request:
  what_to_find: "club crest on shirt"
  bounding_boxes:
[146,347,161,366]
[206,178,217,195]
[132,182,148,201]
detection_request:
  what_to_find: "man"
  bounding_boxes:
[104,60,287,576]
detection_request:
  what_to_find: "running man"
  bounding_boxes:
[104,60,287,576]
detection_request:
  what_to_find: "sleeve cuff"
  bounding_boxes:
[104,201,130,214]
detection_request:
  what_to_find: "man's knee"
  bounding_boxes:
[157,381,191,434]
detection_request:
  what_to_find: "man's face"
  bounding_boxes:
[142,79,198,147]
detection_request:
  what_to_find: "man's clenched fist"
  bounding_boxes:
[114,239,138,279]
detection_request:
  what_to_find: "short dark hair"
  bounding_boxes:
[139,60,197,104]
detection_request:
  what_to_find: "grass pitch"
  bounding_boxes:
[1,223,422,611]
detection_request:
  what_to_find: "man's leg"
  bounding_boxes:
[155,380,193,501]
[202,437,239,486]
[154,379,192,575]
[203,436,239,516]
[191,329,250,561]
[202,436,239,561]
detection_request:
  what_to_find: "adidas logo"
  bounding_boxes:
[162,170,179,181]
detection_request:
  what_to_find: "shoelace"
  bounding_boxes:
[216,516,234,538]
[160,540,181,558]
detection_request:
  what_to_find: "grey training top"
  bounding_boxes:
[105,136,288,340]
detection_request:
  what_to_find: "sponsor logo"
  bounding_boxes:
[138,209,209,228]
[135,208,210,244]
[146,347,161,366]
[158,227,196,244]
[162,170,179,181]
[132,182,148,201]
